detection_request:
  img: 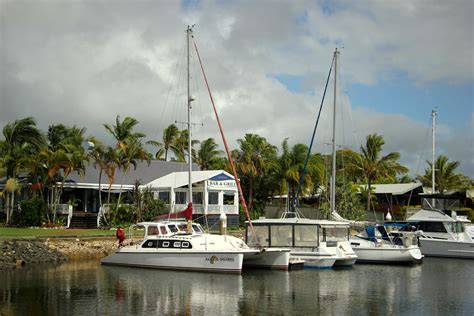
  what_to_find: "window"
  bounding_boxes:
[158,191,170,204]
[294,225,318,247]
[147,226,158,236]
[182,242,190,248]
[208,192,219,205]
[270,225,293,247]
[168,224,179,233]
[160,226,167,235]
[247,225,269,247]
[142,240,158,248]
[419,222,447,233]
[192,192,203,204]
[175,191,187,204]
[162,241,170,247]
[223,192,235,205]
[173,242,181,248]
[192,224,204,234]
[324,227,349,242]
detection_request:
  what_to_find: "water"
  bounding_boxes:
[1,258,473,315]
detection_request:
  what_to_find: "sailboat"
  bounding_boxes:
[101,26,290,273]
[245,49,357,269]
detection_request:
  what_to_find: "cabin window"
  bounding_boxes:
[175,191,187,205]
[324,227,349,242]
[142,240,158,248]
[247,225,269,247]
[223,192,234,205]
[419,222,447,233]
[192,224,203,234]
[173,242,181,248]
[208,192,219,205]
[162,241,170,247]
[158,191,170,204]
[270,225,292,247]
[147,226,159,236]
[192,192,203,204]
[182,242,190,248]
[160,226,168,235]
[168,224,179,233]
[294,225,318,247]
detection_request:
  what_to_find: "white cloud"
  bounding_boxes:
[0,0,472,178]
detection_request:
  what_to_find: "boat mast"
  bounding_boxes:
[330,48,339,214]
[431,109,437,194]
[187,25,193,205]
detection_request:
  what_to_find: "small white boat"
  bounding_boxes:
[245,217,357,269]
[350,224,423,264]
[101,221,290,273]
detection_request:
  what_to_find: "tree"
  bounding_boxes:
[194,138,223,170]
[417,155,469,193]
[233,134,278,210]
[0,117,45,224]
[347,133,408,211]
[104,116,145,151]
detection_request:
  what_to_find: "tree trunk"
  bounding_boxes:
[248,178,253,211]
[367,180,372,211]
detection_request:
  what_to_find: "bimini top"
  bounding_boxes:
[406,209,455,223]
[247,218,350,227]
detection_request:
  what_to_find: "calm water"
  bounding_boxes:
[1,258,473,315]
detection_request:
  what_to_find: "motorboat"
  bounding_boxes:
[404,208,474,259]
[101,220,290,273]
[350,224,423,264]
[245,217,357,269]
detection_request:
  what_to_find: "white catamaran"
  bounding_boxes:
[101,26,290,273]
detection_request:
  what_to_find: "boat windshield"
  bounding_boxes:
[167,224,179,233]
[192,224,204,234]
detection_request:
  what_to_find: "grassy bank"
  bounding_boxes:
[0,227,117,238]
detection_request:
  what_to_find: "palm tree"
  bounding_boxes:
[194,138,223,170]
[160,124,180,161]
[233,134,278,210]
[347,133,408,211]
[0,117,45,224]
[104,116,145,151]
[417,155,469,193]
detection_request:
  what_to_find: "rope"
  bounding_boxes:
[192,39,258,245]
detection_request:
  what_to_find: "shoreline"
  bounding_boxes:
[0,230,245,269]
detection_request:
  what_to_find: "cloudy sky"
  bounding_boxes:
[1,0,473,177]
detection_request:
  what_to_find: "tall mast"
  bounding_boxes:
[187,25,193,204]
[431,109,437,194]
[330,48,339,214]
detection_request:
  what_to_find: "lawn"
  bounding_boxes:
[0,227,117,238]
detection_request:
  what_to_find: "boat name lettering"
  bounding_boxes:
[206,255,235,264]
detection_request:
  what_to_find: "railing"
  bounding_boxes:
[53,204,74,228]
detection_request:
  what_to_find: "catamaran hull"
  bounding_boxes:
[243,248,290,270]
[352,247,423,263]
[101,250,245,273]
[291,252,336,269]
[419,238,474,259]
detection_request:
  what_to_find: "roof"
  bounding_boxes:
[406,209,455,222]
[144,170,235,189]
[248,218,350,227]
[359,183,423,195]
[64,160,199,188]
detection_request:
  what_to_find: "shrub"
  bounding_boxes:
[13,197,45,227]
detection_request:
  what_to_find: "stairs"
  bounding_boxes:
[68,212,98,229]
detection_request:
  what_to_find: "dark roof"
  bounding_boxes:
[66,160,200,186]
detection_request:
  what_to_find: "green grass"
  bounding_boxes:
[0,227,117,238]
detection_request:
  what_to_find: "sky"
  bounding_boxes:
[0,0,473,178]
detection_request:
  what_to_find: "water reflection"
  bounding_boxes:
[101,266,243,314]
[1,258,473,315]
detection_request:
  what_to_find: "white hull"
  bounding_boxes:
[419,238,474,259]
[351,237,423,263]
[101,249,247,273]
[291,252,336,269]
[243,248,290,270]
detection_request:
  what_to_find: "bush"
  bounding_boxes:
[13,197,45,227]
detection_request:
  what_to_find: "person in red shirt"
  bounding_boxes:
[116,227,125,247]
